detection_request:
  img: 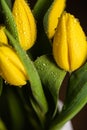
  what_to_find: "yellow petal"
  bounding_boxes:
[12,0,37,50]
[53,13,69,70]
[43,0,66,39]
[0,26,8,44]
[67,13,87,71]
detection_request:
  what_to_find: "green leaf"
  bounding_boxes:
[33,0,53,20]
[49,62,87,130]
[66,62,87,103]
[6,89,25,130]
[0,77,3,96]
[30,98,46,128]
[35,55,66,115]
[5,29,48,114]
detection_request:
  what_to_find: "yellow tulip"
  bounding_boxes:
[53,12,87,72]
[43,0,66,39]
[0,44,28,86]
[0,26,8,44]
[12,0,37,50]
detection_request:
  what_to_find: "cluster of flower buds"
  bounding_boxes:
[0,0,37,86]
[44,0,87,72]
[0,0,87,87]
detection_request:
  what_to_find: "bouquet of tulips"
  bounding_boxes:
[0,0,87,130]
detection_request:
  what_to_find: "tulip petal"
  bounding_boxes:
[43,0,66,39]
[53,13,69,71]
[53,12,87,72]
[0,45,27,86]
[0,26,8,44]
[12,0,37,50]
[67,13,87,71]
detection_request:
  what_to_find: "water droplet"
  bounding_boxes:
[4,80,8,85]
[42,63,46,67]
[23,31,26,35]
[38,65,44,71]
[6,16,9,23]
[15,12,18,16]
[49,71,58,81]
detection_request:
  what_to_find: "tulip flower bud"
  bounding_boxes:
[0,26,8,44]
[53,12,87,72]
[12,0,37,50]
[43,0,66,39]
[0,44,28,86]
